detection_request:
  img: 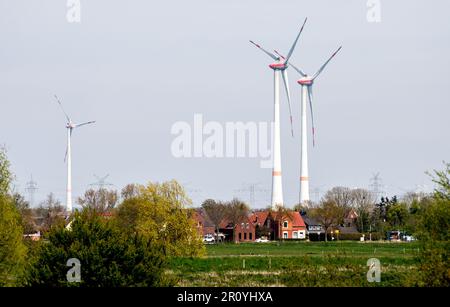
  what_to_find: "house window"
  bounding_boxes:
[246,223,249,229]
[293,231,298,239]
[249,233,253,240]
[239,233,242,241]
[283,232,288,239]
[283,221,288,228]
[299,230,306,239]
[244,233,247,240]
[241,223,245,229]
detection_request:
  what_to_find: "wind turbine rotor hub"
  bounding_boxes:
[298,78,313,85]
[269,63,287,70]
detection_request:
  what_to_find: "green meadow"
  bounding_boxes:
[167,241,422,287]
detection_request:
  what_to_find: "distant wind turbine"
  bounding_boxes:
[54,95,95,214]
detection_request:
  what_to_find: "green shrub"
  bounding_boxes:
[26,209,172,287]
[0,194,27,286]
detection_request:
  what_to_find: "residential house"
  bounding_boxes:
[192,208,216,237]
[219,214,256,243]
[337,208,359,235]
[275,211,307,239]
[302,214,325,240]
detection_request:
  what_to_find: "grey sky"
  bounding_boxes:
[1,0,449,208]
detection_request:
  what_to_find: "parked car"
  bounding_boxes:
[203,234,215,244]
[404,235,416,242]
[255,237,270,243]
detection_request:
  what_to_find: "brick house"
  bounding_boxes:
[275,211,307,239]
[192,208,307,242]
[219,214,256,243]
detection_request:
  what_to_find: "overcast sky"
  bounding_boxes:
[1,0,449,208]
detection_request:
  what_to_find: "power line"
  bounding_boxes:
[25,174,38,207]
[234,182,270,207]
[89,174,115,189]
[369,172,384,202]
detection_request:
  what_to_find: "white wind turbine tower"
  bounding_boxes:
[284,46,342,205]
[55,95,95,214]
[250,18,307,209]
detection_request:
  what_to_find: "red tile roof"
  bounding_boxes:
[292,212,306,227]
[252,211,269,224]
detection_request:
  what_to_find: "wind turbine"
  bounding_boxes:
[281,46,342,205]
[54,95,95,214]
[250,18,307,209]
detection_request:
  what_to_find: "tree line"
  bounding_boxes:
[0,148,204,286]
[1,146,448,286]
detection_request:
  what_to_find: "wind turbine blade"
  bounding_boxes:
[274,50,307,77]
[285,17,307,63]
[307,86,316,147]
[312,46,342,80]
[74,121,96,128]
[249,40,279,61]
[64,129,71,162]
[288,60,307,77]
[273,50,285,61]
[281,70,294,137]
[54,95,71,122]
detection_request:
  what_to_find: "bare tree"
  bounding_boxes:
[323,187,354,224]
[351,188,375,233]
[36,193,65,233]
[225,198,250,243]
[201,199,227,243]
[77,188,118,213]
[311,199,344,242]
[351,188,375,208]
[121,183,141,200]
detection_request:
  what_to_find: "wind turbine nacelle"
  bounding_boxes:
[298,78,313,85]
[269,63,287,70]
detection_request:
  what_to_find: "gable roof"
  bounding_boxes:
[193,208,215,227]
[252,211,269,225]
[302,215,321,226]
[292,212,306,227]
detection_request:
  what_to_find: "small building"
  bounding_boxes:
[192,208,216,237]
[337,208,359,235]
[276,211,307,239]
[219,214,256,243]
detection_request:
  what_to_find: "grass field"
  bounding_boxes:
[167,241,421,287]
